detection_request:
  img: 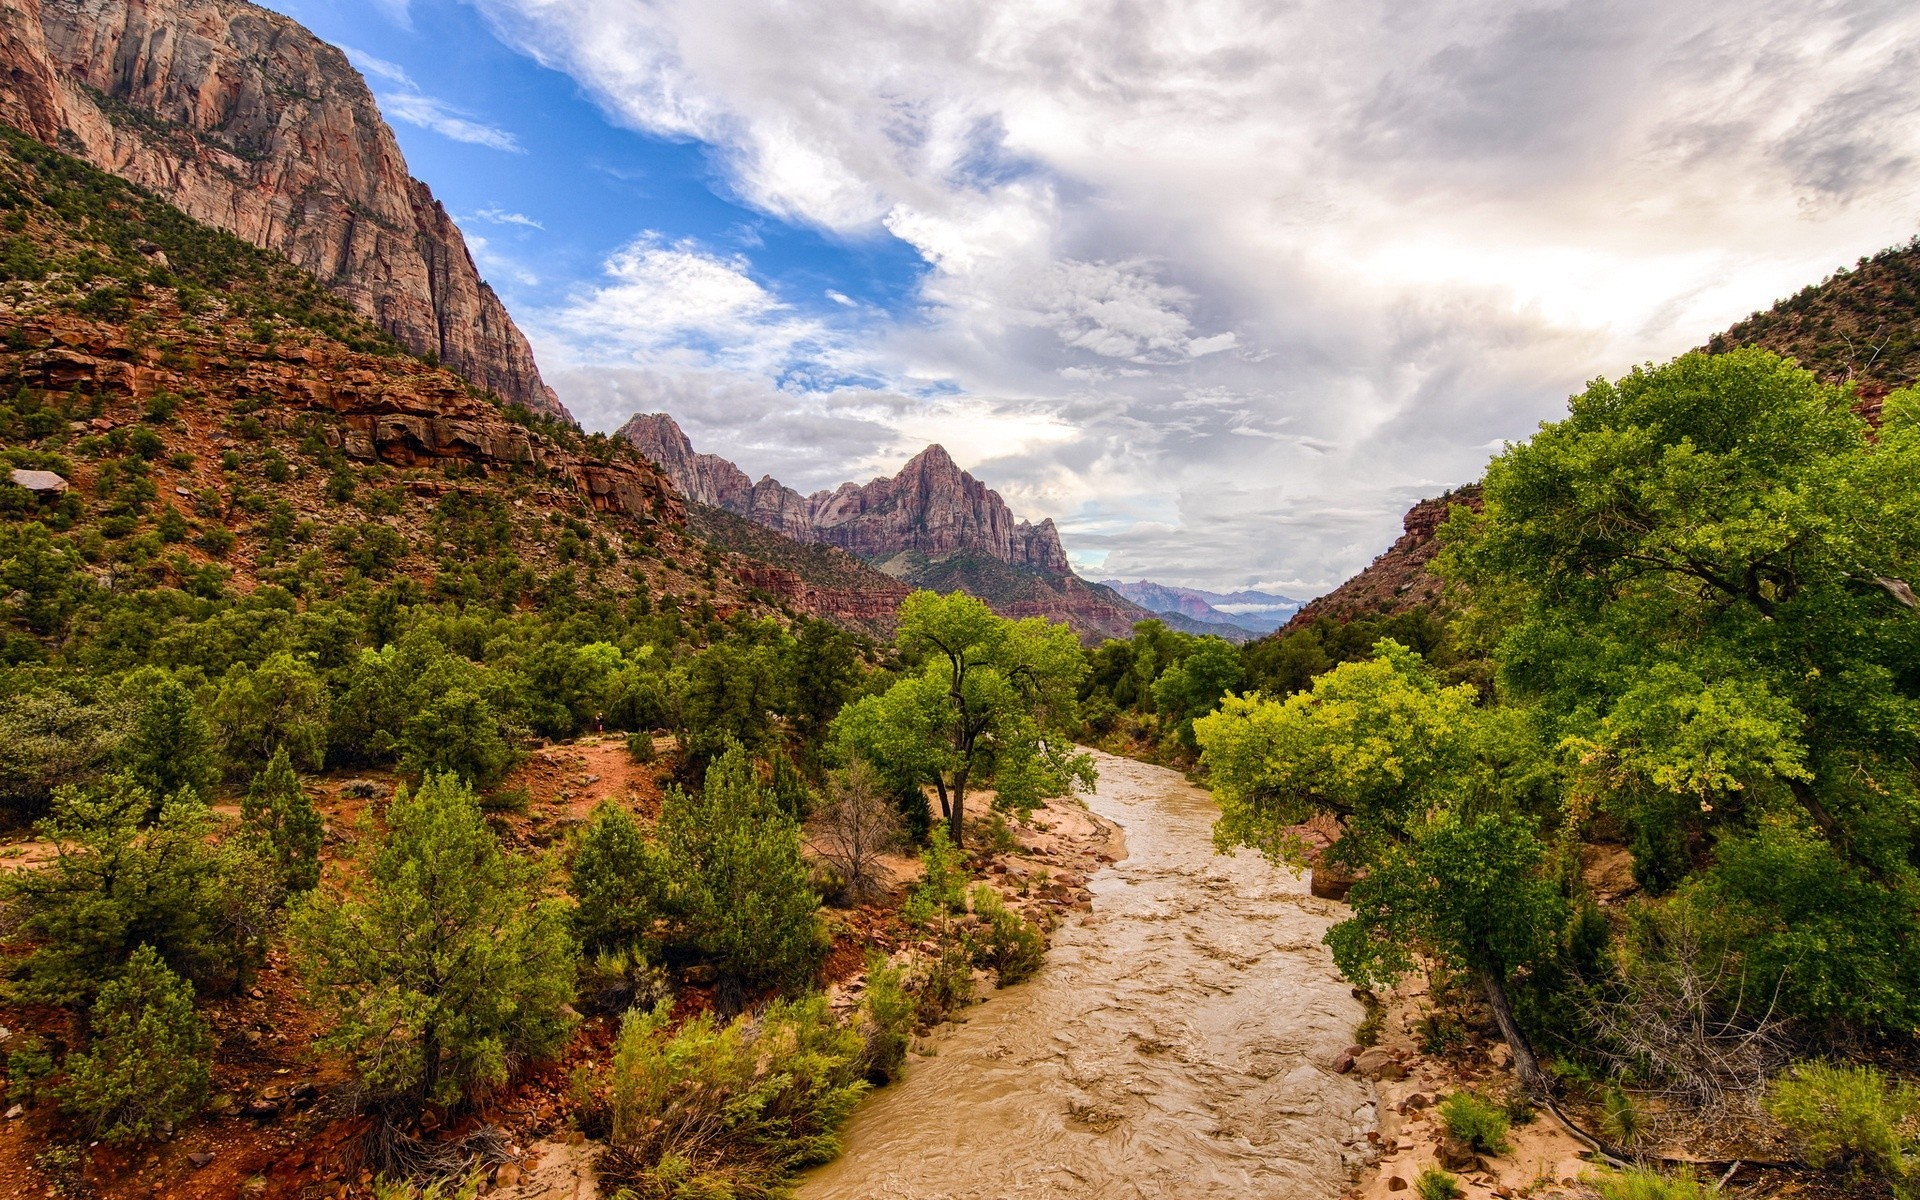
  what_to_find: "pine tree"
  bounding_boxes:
[659,746,824,994]
[58,944,212,1144]
[241,747,323,892]
[290,772,576,1105]
[117,667,218,804]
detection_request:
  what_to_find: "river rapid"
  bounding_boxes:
[797,750,1376,1200]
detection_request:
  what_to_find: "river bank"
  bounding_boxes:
[797,749,1375,1200]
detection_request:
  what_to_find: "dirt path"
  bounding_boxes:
[796,750,1374,1200]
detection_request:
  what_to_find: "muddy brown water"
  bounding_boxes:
[798,750,1376,1200]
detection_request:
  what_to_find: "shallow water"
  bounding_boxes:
[797,750,1374,1200]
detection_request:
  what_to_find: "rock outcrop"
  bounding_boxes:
[1280,485,1482,631]
[0,0,570,421]
[618,413,1072,574]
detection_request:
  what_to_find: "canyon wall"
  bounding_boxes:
[0,0,570,421]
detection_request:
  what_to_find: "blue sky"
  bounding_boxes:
[266,0,926,346]
[263,0,1920,596]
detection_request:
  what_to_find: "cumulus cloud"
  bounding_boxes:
[479,0,1920,592]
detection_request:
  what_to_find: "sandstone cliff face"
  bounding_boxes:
[618,413,1073,574]
[0,0,569,421]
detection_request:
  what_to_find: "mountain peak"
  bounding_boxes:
[617,419,1072,576]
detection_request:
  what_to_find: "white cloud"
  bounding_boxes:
[479,0,1920,592]
[343,46,523,152]
[474,206,544,229]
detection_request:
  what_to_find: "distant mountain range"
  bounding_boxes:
[1099,581,1303,640]
[619,413,1156,640]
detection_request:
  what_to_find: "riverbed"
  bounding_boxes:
[797,749,1376,1200]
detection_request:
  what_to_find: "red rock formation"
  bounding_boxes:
[0,0,570,421]
[1281,485,1483,631]
[618,413,1073,575]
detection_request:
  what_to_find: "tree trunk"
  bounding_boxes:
[1477,968,1548,1097]
[420,1019,440,1103]
[949,769,968,847]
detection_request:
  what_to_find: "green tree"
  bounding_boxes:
[4,782,230,1006]
[1196,642,1565,1093]
[289,773,575,1105]
[1149,635,1243,748]
[209,650,328,774]
[117,667,217,803]
[653,746,824,995]
[241,747,324,893]
[398,688,518,789]
[833,591,1094,845]
[678,631,790,770]
[57,944,211,1144]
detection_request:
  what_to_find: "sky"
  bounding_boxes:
[265,0,1920,597]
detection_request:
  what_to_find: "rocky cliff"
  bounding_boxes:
[1280,486,1483,632]
[618,411,1148,639]
[0,0,570,421]
[618,413,1073,575]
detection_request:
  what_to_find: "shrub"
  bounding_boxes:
[1587,1166,1714,1200]
[398,688,517,790]
[1415,1167,1463,1200]
[855,954,916,1084]
[5,783,232,1005]
[117,667,216,802]
[599,995,867,1194]
[624,729,656,764]
[970,884,1046,985]
[569,801,667,958]
[58,945,211,1143]
[913,826,968,919]
[1438,1090,1511,1156]
[290,773,576,1105]
[808,762,903,905]
[654,746,824,994]
[1765,1061,1920,1180]
[1602,1083,1646,1148]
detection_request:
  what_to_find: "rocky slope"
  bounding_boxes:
[1278,486,1482,632]
[0,127,929,636]
[619,412,1147,639]
[1710,235,1920,420]
[0,0,570,422]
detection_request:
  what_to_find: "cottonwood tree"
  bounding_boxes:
[290,772,575,1106]
[1196,642,1565,1094]
[1444,350,1920,1031]
[833,591,1094,846]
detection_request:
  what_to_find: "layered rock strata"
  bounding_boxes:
[0,0,570,421]
[617,412,1071,574]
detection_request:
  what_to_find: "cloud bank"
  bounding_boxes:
[475,0,1920,593]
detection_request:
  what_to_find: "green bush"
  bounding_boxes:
[1587,1166,1714,1200]
[856,954,916,1084]
[1438,1090,1511,1155]
[241,747,323,893]
[624,728,656,764]
[1765,1061,1920,1180]
[600,995,867,1195]
[970,884,1047,985]
[569,800,667,959]
[912,826,968,920]
[653,746,824,993]
[290,773,576,1105]
[58,944,211,1143]
[1414,1167,1462,1200]
[5,783,234,1005]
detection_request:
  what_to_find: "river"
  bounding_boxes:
[797,750,1376,1200]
